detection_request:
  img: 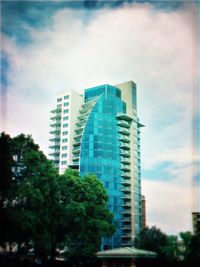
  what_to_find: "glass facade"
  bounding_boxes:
[79,91,126,248]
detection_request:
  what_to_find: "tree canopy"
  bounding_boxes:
[0,132,115,261]
[134,226,167,258]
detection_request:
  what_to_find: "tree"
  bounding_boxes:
[134,226,167,258]
[0,132,14,247]
[57,170,115,261]
[179,231,192,260]
[5,134,60,258]
[1,133,115,262]
[184,223,200,265]
[161,235,181,261]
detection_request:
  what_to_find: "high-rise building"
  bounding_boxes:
[49,81,144,249]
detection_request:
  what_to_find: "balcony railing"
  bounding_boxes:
[50,121,61,128]
[121,186,131,193]
[118,127,130,135]
[120,143,130,150]
[121,172,131,178]
[120,151,130,157]
[119,136,130,143]
[121,202,131,207]
[49,143,60,149]
[121,217,131,222]
[51,108,62,114]
[116,113,133,121]
[117,120,130,128]
[122,194,131,199]
[49,128,61,135]
[121,164,130,171]
[73,148,80,154]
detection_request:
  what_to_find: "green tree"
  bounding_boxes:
[134,226,167,258]
[1,133,115,262]
[185,223,200,265]
[6,134,60,258]
[179,231,192,260]
[0,132,14,247]
[58,170,115,260]
[161,235,180,261]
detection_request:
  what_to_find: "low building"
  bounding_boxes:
[97,246,157,267]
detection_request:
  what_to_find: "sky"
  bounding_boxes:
[1,0,199,235]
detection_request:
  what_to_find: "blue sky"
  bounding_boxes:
[1,0,199,234]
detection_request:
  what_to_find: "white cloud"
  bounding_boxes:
[142,161,198,234]
[2,2,198,233]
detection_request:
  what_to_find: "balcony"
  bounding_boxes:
[120,143,130,150]
[119,136,130,143]
[121,186,131,193]
[49,150,60,157]
[75,127,84,134]
[121,217,131,222]
[74,133,83,140]
[121,180,130,186]
[49,143,60,149]
[122,224,131,230]
[120,151,130,157]
[121,158,130,164]
[116,113,133,121]
[122,195,131,200]
[51,108,61,114]
[79,108,87,115]
[49,128,61,135]
[118,127,130,135]
[121,172,131,178]
[72,156,79,161]
[121,208,131,214]
[121,164,130,171]
[50,114,61,121]
[76,122,85,129]
[117,120,130,128]
[50,121,61,128]
[121,201,131,207]
[78,115,89,122]
[73,140,81,146]
[73,148,80,154]
[121,233,132,239]
[49,136,60,142]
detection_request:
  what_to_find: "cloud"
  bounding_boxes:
[1,2,198,233]
[142,161,198,234]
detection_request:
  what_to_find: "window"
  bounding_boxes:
[64,102,69,106]
[63,109,69,114]
[61,161,67,165]
[62,153,67,158]
[57,98,62,102]
[64,95,69,100]
[62,146,68,150]
[63,131,68,135]
[63,116,68,121]
[63,123,68,128]
[62,138,68,143]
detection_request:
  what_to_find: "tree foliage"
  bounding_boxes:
[0,132,114,261]
[59,170,115,259]
[134,226,167,258]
